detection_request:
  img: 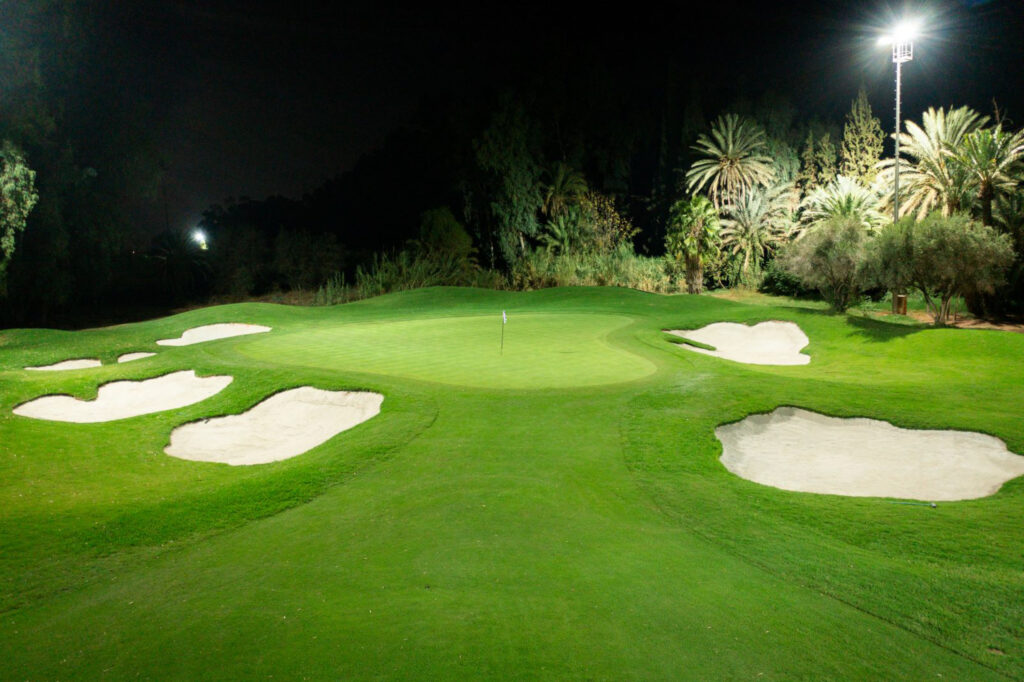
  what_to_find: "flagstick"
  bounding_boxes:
[500,316,505,355]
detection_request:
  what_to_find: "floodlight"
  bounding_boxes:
[879,19,922,228]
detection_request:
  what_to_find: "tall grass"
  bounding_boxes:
[512,245,673,293]
[314,252,508,305]
[312,244,674,307]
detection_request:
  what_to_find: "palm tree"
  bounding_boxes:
[539,206,581,255]
[541,162,588,218]
[953,125,1024,226]
[685,114,775,209]
[666,195,720,294]
[995,192,1024,247]
[877,106,988,219]
[720,182,796,286]
[800,175,886,232]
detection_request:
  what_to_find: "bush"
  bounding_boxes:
[313,272,352,306]
[417,207,474,260]
[759,257,814,298]
[512,244,672,293]
[779,217,868,311]
[864,212,1013,325]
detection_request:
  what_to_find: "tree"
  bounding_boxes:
[800,176,885,232]
[665,195,720,294]
[840,88,884,185]
[862,218,915,306]
[796,131,839,196]
[865,213,1014,325]
[148,230,211,303]
[540,162,588,218]
[815,133,838,187]
[796,132,816,194]
[685,114,775,209]
[953,125,1024,227]
[475,96,543,267]
[539,208,579,255]
[780,217,867,312]
[878,106,987,219]
[577,192,638,255]
[0,141,39,294]
[720,181,795,286]
[417,206,474,260]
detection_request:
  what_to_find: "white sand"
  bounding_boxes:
[25,359,102,371]
[165,387,383,465]
[13,370,233,423]
[118,352,157,363]
[668,321,810,365]
[156,323,271,346]
[717,407,1024,501]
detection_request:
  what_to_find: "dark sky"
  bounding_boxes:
[97,0,1024,234]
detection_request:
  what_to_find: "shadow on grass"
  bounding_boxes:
[844,313,926,342]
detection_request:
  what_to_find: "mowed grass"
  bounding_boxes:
[240,312,656,388]
[0,286,1022,679]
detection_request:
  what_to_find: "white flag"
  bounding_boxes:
[502,310,507,324]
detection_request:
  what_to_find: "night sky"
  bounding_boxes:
[86,0,1024,234]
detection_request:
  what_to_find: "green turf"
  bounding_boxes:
[238,312,656,388]
[1,286,1022,679]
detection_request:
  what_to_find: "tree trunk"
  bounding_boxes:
[979,183,994,227]
[685,255,703,294]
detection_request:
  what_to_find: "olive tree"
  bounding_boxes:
[866,212,1013,325]
[780,217,868,311]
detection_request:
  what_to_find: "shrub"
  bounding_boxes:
[512,244,671,293]
[313,272,352,306]
[759,257,814,298]
[865,212,1013,325]
[779,217,868,311]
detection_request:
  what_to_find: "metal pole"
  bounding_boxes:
[893,58,902,225]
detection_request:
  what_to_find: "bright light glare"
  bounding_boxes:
[878,19,920,45]
[192,229,208,250]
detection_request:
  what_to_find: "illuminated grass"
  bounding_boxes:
[0,287,1021,679]
[239,313,656,389]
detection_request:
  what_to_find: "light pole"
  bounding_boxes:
[878,21,919,225]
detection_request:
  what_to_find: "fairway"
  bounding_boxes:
[1,287,1023,679]
[239,312,656,388]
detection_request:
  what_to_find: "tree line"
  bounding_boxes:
[1,3,1022,326]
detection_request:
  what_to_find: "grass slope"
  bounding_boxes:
[0,286,1021,679]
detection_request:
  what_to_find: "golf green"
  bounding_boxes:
[238,312,656,388]
[1,287,1022,679]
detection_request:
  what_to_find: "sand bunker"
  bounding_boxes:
[25,359,102,371]
[118,352,156,363]
[717,407,1024,501]
[13,370,232,423]
[165,387,383,465]
[157,323,271,346]
[668,321,810,365]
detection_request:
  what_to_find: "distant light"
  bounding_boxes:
[192,229,208,250]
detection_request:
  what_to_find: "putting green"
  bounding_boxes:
[238,312,655,388]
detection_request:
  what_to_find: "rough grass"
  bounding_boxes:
[0,286,1021,679]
